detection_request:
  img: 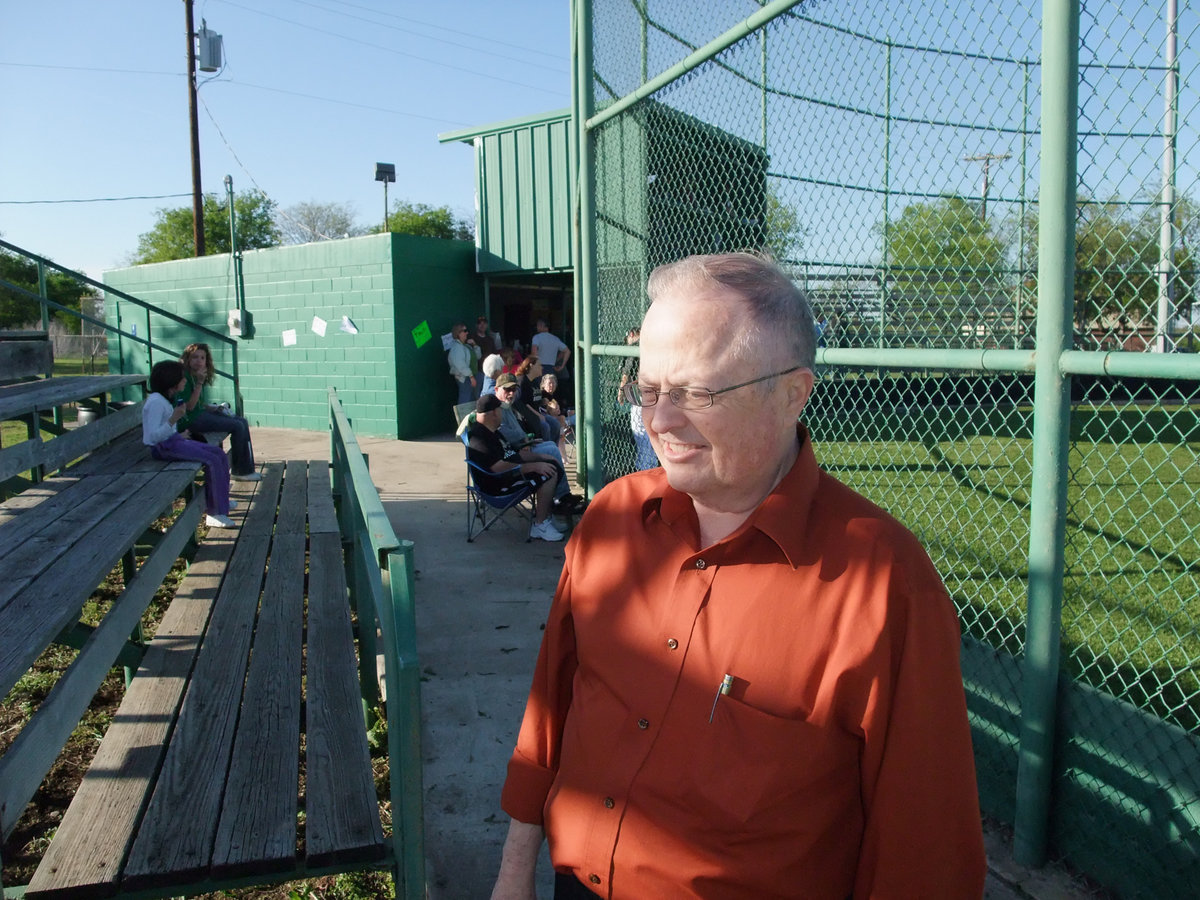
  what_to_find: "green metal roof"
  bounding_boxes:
[437,109,571,146]
[438,109,574,275]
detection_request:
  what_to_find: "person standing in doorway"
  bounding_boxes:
[448,322,477,404]
[531,318,571,382]
[475,316,500,359]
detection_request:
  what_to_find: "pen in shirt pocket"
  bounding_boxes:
[708,673,734,723]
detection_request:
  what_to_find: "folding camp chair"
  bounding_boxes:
[461,428,538,542]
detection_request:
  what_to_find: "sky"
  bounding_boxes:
[0,0,572,279]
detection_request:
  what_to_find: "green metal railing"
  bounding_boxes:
[573,1,1200,896]
[328,388,425,900]
[0,238,241,414]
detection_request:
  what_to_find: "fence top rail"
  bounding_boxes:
[0,237,234,350]
[328,387,399,558]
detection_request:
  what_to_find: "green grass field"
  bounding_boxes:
[812,409,1200,734]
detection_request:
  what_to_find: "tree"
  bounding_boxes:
[132,191,280,264]
[764,189,805,263]
[884,197,1007,293]
[0,241,95,331]
[879,196,1008,344]
[1018,194,1190,342]
[374,200,474,241]
[277,200,365,244]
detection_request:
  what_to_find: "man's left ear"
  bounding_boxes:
[787,367,816,416]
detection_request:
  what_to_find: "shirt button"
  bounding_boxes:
[695,558,707,569]
[604,797,615,809]
[667,638,678,650]
[637,718,649,729]
[589,874,602,885]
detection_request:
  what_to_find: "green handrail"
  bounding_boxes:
[0,238,242,414]
[328,387,425,900]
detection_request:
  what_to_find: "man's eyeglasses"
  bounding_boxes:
[622,366,802,411]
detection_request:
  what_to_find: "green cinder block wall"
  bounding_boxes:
[103,233,482,439]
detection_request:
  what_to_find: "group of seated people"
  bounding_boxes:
[479,353,574,454]
[466,372,583,543]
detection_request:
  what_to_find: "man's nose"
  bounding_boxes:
[646,396,685,433]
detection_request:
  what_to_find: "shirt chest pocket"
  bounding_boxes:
[651,693,860,827]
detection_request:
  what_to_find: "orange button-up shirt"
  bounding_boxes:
[501,427,985,899]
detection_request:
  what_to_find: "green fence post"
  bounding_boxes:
[575,0,599,495]
[1013,0,1079,867]
[381,542,424,900]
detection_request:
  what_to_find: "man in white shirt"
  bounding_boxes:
[530,319,570,381]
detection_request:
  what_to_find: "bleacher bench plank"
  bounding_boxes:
[306,528,387,866]
[25,531,240,900]
[0,375,144,422]
[24,460,388,900]
[0,468,197,699]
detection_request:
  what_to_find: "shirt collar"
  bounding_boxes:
[640,423,820,568]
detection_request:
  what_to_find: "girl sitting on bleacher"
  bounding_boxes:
[142,360,236,529]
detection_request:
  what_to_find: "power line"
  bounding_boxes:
[198,96,336,242]
[0,193,191,206]
[0,61,474,125]
[281,0,568,74]
[220,79,474,125]
[0,61,180,78]
[215,0,564,96]
[222,0,565,61]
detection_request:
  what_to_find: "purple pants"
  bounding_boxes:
[151,432,231,516]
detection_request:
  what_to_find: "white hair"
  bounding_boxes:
[482,353,505,378]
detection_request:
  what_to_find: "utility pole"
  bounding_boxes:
[964,152,1011,224]
[185,0,205,256]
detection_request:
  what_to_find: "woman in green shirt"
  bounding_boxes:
[175,342,260,481]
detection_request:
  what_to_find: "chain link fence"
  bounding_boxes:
[578,1,1199,895]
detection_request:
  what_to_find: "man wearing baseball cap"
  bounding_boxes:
[467,393,565,542]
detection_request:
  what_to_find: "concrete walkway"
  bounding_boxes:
[250,427,1104,900]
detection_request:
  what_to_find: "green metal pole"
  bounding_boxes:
[37,261,49,335]
[1013,0,1079,867]
[760,19,768,151]
[881,41,891,350]
[637,0,648,84]
[574,0,600,496]
[587,0,805,131]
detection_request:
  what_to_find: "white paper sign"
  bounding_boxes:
[441,332,454,351]
[282,328,297,347]
[311,316,327,337]
[341,315,359,335]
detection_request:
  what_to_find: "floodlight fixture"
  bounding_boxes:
[375,162,396,231]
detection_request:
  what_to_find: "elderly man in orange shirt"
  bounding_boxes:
[491,252,986,900]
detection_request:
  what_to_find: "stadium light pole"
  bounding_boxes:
[375,162,396,232]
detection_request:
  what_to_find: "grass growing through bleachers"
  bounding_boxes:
[813,418,1200,734]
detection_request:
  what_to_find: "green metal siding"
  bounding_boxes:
[103,234,482,439]
[443,111,574,275]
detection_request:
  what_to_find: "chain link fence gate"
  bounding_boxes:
[570,1,1200,895]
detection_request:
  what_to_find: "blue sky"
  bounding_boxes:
[0,0,571,278]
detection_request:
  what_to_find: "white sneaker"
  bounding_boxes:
[530,519,565,542]
[232,472,262,482]
[205,513,237,528]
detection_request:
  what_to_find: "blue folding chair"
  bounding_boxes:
[461,430,538,542]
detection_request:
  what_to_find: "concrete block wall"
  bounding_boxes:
[103,233,482,439]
